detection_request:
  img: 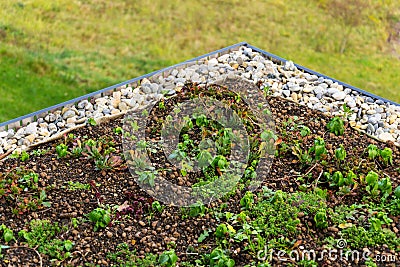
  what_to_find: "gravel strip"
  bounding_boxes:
[1,45,399,155]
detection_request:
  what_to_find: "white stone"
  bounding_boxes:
[303,85,313,93]
[24,122,38,135]
[388,114,397,124]
[332,91,346,100]
[0,131,7,138]
[208,58,219,66]
[379,132,395,142]
[118,102,129,111]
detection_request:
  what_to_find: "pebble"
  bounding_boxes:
[379,132,395,142]
[63,109,77,120]
[44,113,56,123]
[24,122,38,135]
[332,91,346,101]
[282,90,291,98]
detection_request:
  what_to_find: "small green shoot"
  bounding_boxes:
[326,117,345,136]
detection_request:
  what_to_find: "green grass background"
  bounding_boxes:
[0,0,399,123]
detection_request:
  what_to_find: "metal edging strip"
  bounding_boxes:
[246,43,400,107]
[0,42,247,130]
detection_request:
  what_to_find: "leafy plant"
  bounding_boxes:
[18,219,73,261]
[20,151,30,162]
[87,207,111,231]
[158,100,166,110]
[9,151,30,161]
[188,202,206,217]
[379,147,393,166]
[116,192,154,220]
[394,186,400,199]
[71,139,83,157]
[87,117,97,126]
[0,224,14,243]
[56,143,69,158]
[159,249,178,267]
[365,171,379,196]
[330,171,344,187]
[292,143,312,166]
[209,248,235,267]
[0,168,50,214]
[367,144,379,160]
[151,201,164,213]
[67,181,90,191]
[314,209,328,228]
[378,177,392,198]
[30,148,49,156]
[136,169,157,187]
[342,103,353,118]
[113,126,124,135]
[335,144,346,162]
[326,117,345,135]
[240,191,254,209]
[309,137,327,161]
[107,243,157,266]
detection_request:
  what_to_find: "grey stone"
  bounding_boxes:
[368,117,378,125]
[171,69,178,77]
[288,83,301,92]
[256,62,264,70]
[191,72,201,82]
[319,83,328,89]
[282,90,291,98]
[7,129,15,139]
[177,69,186,78]
[57,122,65,128]
[366,97,374,103]
[48,123,57,133]
[141,84,152,94]
[313,86,325,95]
[284,61,295,71]
[346,101,356,108]
[217,54,230,62]
[77,100,89,109]
[63,110,76,120]
[327,88,339,95]
[44,114,56,123]
[150,83,159,93]
[306,74,318,82]
[367,123,376,134]
[175,78,186,84]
